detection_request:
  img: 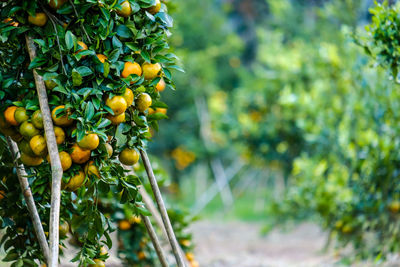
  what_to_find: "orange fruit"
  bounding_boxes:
[104,143,113,158]
[3,18,19,27]
[142,62,161,80]
[122,88,134,106]
[84,161,100,178]
[59,220,70,237]
[20,121,40,139]
[28,13,48,27]
[18,139,36,157]
[389,200,400,213]
[78,133,100,150]
[30,135,47,157]
[137,251,146,260]
[99,246,108,256]
[4,106,18,126]
[88,259,105,267]
[65,170,85,191]
[14,107,29,124]
[155,77,166,92]
[116,1,132,17]
[107,113,125,125]
[180,239,191,247]
[0,190,5,201]
[70,144,91,164]
[20,153,43,166]
[49,0,67,9]
[32,110,44,129]
[118,220,131,230]
[52,105,73,126]
[54,126,66,144]
[121,62,142,78]
[147,0,161,14]
[190,260,200,267]
[96,54,107,63]
[106,95,127,115]
[148,107,167,115]
[59,151,72,171]
[76,41,88,54]
[119,148,140,165]
[186,252,195,261]
[135,93,152,112]
[128,215,141,224]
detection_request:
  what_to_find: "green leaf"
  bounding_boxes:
[28,57,47,69]
[65,31,76,50]
[72,69,83,86]
[141,50,151,63]
[76,66,93,77]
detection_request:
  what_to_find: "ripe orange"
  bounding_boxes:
[20,121,40,139]
[122,88,134,106]
[106,95,127,115]
[20,153,43,166]
[96,54,107,63]
[32,110,44,129]
[107,113,125,125]
[118,220,131,230]
[76,41,88,54]
[54,126,66,144]
[0,190,5,201]
[88,259,105,267]
[28,13,48,27]
[148,107,167,115]
[135,93,152,112]
[137,251,146,260]
[52,105,73,126]
[116,1,132,17]
[14,107,29,124]
[78,133,100,150]
[4,106,18,126]
[128,215,141,224]
[65,170,85,191]
[389,200,400,213]
[121,62,142,78]
[18,139,36,157]
[70,144,91,164]
[142,62,161,80]
[84,161,100,178]
[180,239,191,247]
[49,0,67,9]
[186,252,195,261]
[59,220,70,237]
[190,260,200,267]
[3,18,19,27]
[119,148,140,165]
[104,143,113,158]
[30,135,47,157]
[147,0,161,14]
[59,151,72,171]
[155,77,166,92]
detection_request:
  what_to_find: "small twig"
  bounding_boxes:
[140,149,186,267]
[6,137,50,263]
[41,7,67,75]
[26,35,64,267]
[140,214,169,267]
[68,0,92,44]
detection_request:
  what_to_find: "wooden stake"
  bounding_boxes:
[25,35,64,267]
[7,138,50,263]
[140,149,186,267]
[140,214,169,267]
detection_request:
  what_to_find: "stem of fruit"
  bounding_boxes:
[25,35,64,267]
[140,149,187,267]
[6,137,50,263]
[140,214,169,267]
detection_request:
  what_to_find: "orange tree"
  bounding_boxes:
[0,0,192,266]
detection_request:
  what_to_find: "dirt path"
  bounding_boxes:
[190,221,336,267]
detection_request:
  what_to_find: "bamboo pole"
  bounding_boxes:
[140,214,169,267]
[140,149,186,267]
[25,35,64,267]
[6,137,50,263]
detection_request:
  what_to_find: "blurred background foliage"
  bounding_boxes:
[148,0,400,262]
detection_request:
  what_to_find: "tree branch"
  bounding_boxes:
[140,214,169,267]
[140,149,187,267]
[68,0,92,43]
[25,35,64,267]
[6,137,50,263]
